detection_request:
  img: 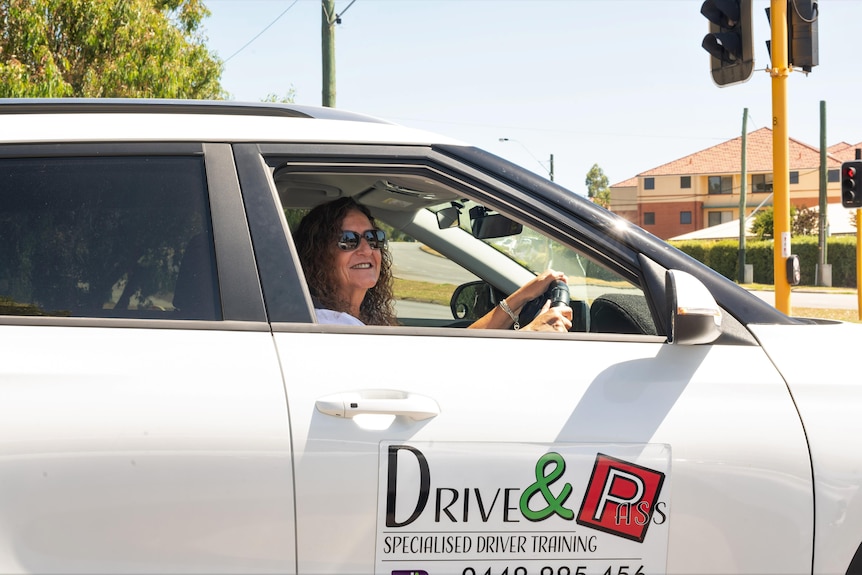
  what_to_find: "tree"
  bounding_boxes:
[751,206,815,239]
[0,0,225,98]
[585,163,611,209]
[792,205,818,236]
[751,208,775,240]
[261,88,297,103]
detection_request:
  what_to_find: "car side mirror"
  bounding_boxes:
[665,269,722,345]
[450,280,499,321]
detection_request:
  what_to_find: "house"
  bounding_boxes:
[609,127,860,240]
[670,202,856,240]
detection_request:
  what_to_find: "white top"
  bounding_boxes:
[314,308,365,326]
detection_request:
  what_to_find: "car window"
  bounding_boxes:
[274,159,656,335]
[391,210,656,335]
[0,156,220,320]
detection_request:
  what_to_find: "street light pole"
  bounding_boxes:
[499,138,554,181]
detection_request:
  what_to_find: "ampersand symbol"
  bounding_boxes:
[519,452,574,521]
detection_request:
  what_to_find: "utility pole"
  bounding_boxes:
[321,0,336,107]
[817,100,831,286]
[498,138,554,182]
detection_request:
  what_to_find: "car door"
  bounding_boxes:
[0,144,296,574]
[236,143,813,575]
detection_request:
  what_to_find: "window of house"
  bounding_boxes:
[680,211,692,225]
[828,169,840,183]
[708,211,732,227]
[680,176,691,189]
[644,212,655,225]
[752,173,773,193]
[708,175,732,194]
[0,156,219,320]
[644,177,655,190]
[789,171,799,185]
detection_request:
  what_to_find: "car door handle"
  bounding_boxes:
[315,390,440,421]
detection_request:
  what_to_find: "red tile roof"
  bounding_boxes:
[616,127,842,184]
[830,142,862,162]
[612,176,638,187]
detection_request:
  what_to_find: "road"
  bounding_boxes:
[389,241,478,285]
[749,290,859,310]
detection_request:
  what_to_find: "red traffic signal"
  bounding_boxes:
[842,161,862,208]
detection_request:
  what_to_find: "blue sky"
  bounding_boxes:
[201,0,859,195]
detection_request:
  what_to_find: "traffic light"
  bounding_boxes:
[701,0,754,87]
[765,1,819,72]
[788,0,818,72]
[841,161,862,208]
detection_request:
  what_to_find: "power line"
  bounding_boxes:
[223,0,299,63]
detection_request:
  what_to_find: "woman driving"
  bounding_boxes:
[294,197,572,331]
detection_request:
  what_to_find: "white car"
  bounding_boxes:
[0,99,859,575]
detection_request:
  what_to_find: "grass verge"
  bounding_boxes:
[793,307,860,323]
[393,277,455,306]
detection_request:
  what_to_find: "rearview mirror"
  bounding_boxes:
[470,211,522,239]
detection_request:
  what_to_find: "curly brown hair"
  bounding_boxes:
[294,197,397,326]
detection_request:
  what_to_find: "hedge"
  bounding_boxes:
[668,236,858,288]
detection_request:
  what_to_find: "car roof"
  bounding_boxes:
[0,98,466,146]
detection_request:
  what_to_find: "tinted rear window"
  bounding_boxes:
[0,156,220,320]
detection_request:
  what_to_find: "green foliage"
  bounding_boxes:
[818,236,858,287]
[585,163,610,208]
[670,236,858,288]
[284,208,309,234]
[261,88,296,103]
[673,240,708,265]
[750,205,817,239]
[750,208,775,239]
[0,0,225,98]
[792,205,818,236]
[706,240,739,274]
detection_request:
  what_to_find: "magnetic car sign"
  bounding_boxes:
[376,442,671,575]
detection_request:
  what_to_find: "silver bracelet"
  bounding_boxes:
[499,298,520,330]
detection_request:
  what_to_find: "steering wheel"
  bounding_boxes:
[517,280,570,327]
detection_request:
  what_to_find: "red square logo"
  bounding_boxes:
[576,453,666,543]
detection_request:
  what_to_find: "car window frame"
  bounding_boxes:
[241,142,667,336]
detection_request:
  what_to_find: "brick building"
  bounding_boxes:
[609,127,862,240]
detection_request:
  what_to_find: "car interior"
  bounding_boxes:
[272,163,660,336]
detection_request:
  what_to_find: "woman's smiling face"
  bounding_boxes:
[333,209,382,302]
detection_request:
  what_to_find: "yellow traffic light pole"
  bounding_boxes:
[771,0,791,314]
[858,209,862,320]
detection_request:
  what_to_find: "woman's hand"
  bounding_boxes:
[521,300,573,332]
[506,269,568,312]
[467,269,570,331]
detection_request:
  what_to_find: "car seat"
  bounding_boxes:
[589,293,657,335]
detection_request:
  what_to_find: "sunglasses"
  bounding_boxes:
[337,229,386,251]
